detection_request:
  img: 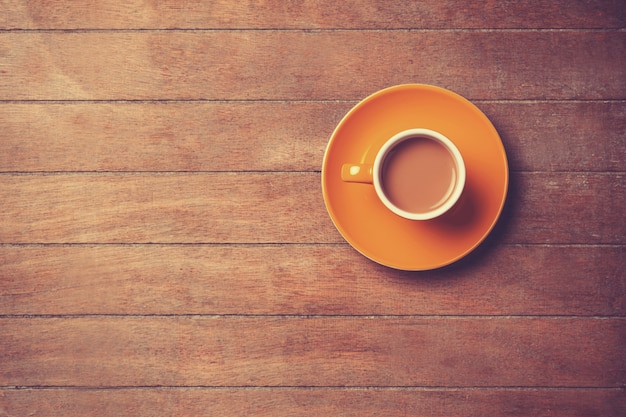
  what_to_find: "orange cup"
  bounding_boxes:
[341,128,466,221]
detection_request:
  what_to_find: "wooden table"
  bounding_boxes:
[1,1,624,415]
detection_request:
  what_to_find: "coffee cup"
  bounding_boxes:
[341,128,466,221]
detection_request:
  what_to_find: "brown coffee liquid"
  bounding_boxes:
[381,136,457,214]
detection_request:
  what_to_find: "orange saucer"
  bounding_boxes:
[321,84,509,270]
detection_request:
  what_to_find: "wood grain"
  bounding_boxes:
[1,101,624,172]
[1,1,624,415]
[2,0,623,29]
[1,31,624,100]
[0,245,623,316]
[0,173,623,244]
[1,317,623,387]
[1,388,624,417]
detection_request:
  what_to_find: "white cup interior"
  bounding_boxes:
[372,128,466,220]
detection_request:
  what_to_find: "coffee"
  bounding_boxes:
[380,136,458,214]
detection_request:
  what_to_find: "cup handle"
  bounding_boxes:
[341,163,373,183]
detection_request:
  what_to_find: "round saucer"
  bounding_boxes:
[321,84,508,270]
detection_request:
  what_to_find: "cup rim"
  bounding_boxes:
[373,128,466,221]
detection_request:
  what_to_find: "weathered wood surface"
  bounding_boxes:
[0,173,623,244]
[1,388,624,417]
[2,0,623,29]
[1,317,624,387]
[1,245,623,316]
[1,0,624,416]
[1,102,624,172]
[1,31,624,100]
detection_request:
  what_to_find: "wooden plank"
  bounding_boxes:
[0,317,623,387]
[1,0,623,29]
[1,31,624,100]
[486,101,626,172]
[0,173,331,244]
[0,245,623,316]
[0,173,623,244]
[0,388,624,417]
[0,102,341,173]
[504,173,625,244]
[0,101,623,172]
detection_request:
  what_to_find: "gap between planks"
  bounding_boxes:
[1,314,623,319]
[2,386,625,390]
[0,99,625,104]
[0,240,621,247]
[1,28,625,33]
[0,170,624,175]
